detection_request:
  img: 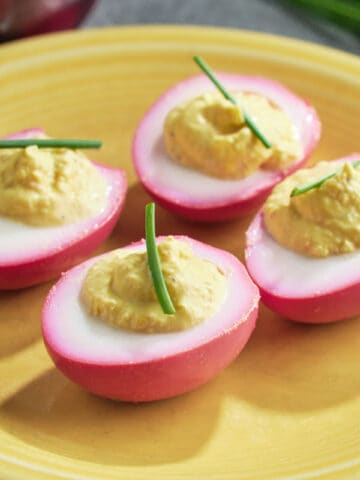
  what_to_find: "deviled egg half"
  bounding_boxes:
[0,128,127,289]
[42,205,259,402]
[133,60,320,222]
[245,154,360,323]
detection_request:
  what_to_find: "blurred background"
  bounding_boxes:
[0,0,358,54]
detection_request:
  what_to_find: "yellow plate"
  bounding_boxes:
[0,26,359,480]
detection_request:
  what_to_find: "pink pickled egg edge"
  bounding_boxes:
[245,154,360,323]
[0,128,127,289]
[132,74,321,221]
[42,235,259,401]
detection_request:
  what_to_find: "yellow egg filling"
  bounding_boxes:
[81,237,227,333]
[264,161,360,257]
[164,91,301,179]
[0,142,106,226]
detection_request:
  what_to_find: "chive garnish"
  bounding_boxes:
[193,55,272,149]
[0,139,102,149]
[290,159,360,197]
[145,203,175,315]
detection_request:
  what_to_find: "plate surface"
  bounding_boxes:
[0,26,359,480]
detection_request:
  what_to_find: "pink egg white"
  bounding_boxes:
[245,154,360,323]
[132,74,321,222]
[0,128,127,289]
[42,236,259,402]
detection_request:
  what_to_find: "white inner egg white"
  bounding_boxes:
[44,242,256,364]
[0,181,113,264]
[248,219,360,297]
[136,74,312,205]
[149,138,280,203]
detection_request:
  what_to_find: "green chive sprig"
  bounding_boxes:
[0,139,102,149]
[286,0,360,36]
[193,55,272,149]
[291,159,360,197]
[145,203,175,315]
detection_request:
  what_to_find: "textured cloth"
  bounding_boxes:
[83,0,360,55]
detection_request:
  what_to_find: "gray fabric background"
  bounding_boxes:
[82,0,360,55]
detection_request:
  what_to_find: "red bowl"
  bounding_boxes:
[0,0,96,41]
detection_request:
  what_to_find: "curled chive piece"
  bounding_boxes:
[290,159,360,197]
[0,139,102,149]
[193,55,272,149]
[145,203,176,315]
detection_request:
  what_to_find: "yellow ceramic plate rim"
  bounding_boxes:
[0,25,359,480]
